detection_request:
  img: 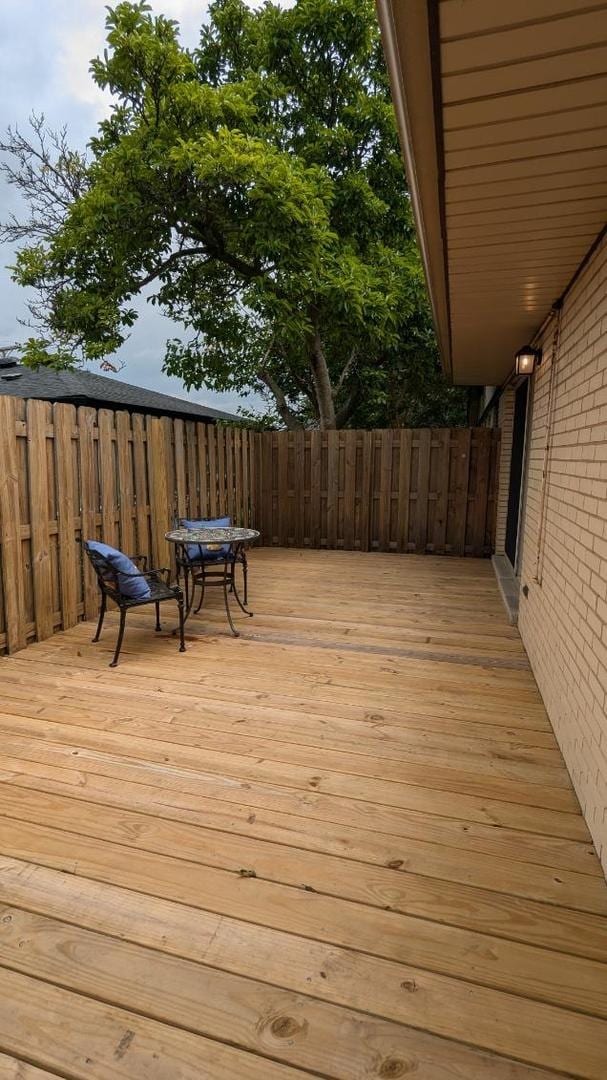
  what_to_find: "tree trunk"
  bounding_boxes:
[335,384,360,428]
[309,326,337,429]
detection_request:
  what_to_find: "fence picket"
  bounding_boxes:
[378,429,393,552]
[241,430,250,527]
[326,430,339,549]
[451,428,472,556]
[185,421,198,519]
[116,411,135,556]
[174,419,187,523]
[98,409,117,547]
[360,430,373,552]
[26,400,53,640]
[77,407,99,621]
[54,404,79,630]
[342,431,357,550]
[147,416,171,570]
[309,431,321,549]
[0,397,26,651]
[433,427,450,554]
[469,428,492,556]
[293,430,305,548]
[396,429,411,553]
[207,426,218,517]
[132,413,149,562]
[216,427,226,516]
[277,433,289,545]
[413,428,431,553]
[197,423,208,519]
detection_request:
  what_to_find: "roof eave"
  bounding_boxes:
[376,0,452,381]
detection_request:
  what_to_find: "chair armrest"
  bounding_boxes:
[143,567,172,587]
[112,565,171,586]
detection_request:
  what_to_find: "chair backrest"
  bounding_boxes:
[179,516,232,561]
[83,539,152,600]
[82,541,121,601]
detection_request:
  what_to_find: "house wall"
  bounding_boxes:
[497,233,607,868]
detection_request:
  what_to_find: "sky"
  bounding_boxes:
[0,0,268,417]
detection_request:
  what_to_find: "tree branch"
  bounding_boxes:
[136,247,210,288]
[259,368,303,430]
[333,346,357,399]
[69,230,272,299]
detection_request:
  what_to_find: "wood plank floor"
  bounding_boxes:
[0,548,606,1079]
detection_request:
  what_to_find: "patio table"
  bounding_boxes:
[165,526,260,636]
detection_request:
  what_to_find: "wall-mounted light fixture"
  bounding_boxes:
[514,345,542,377]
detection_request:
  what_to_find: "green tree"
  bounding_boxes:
[3,0,464,428]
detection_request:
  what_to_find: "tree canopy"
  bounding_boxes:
[2,0,466,428]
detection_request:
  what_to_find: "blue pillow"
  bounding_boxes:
[86,540,151,599]
[181,516,231,561]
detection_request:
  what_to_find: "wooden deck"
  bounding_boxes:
[0,548,606,1080]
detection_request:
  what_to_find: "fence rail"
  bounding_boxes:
[259,428,500,557]
[0,396,499,654]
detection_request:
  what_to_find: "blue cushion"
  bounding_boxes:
[86,541,151,599]
[182,516,231,562]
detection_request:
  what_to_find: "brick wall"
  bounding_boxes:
[513,233,607,868]
[494,388,514,556]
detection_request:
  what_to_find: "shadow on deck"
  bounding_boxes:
[0,548,606,1079]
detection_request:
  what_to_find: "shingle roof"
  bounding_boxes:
[0,361,240,423]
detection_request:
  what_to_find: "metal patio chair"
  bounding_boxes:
[82,541,186,668]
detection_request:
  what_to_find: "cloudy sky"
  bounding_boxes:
[0,0,268,416]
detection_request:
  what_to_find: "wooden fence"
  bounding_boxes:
[259,428,500,557]
[0,396,259,654]
[0,395,499,654]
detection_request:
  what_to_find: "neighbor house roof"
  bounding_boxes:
[0,358,239,423]
[376,0,607,385]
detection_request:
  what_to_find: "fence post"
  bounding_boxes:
[147,415,172,570]
[0,396,27,652]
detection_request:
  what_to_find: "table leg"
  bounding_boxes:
[223,559,239,637]
[232,570,253,617]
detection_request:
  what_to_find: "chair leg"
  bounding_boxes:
[110,608,127,668]
[92,596,106,642]
[177,593,186,653]
[155,601,162,631]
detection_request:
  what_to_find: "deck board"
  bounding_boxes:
[0,549,606,1079]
